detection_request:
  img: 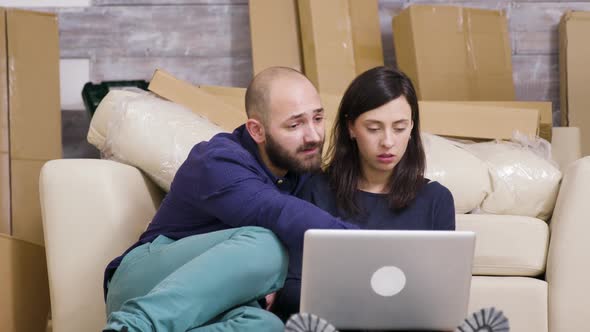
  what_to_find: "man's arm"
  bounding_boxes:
[193,151,358,252]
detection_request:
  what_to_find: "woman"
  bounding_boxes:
[302,67,452,231]
[280,67,509,332]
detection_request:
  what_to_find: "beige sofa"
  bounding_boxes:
[39,126,589,332]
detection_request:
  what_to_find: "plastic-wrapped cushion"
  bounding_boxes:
[88,90,225,191]
[422,133,491,214]
[466,141,562,221]
[87,89,141,151]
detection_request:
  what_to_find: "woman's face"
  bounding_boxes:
[348,96,414,177]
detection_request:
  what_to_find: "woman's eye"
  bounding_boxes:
[367,127,380,132]
[394,127,407,133]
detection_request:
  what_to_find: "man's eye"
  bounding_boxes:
[290,123,301,129]
[314,116,324,123]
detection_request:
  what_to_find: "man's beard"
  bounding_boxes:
[265,134,323,174]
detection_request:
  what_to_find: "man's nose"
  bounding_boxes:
[303,123,322,144]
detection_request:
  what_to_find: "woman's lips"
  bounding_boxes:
[377,153,395,163]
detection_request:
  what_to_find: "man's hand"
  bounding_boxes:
[265,292,277,310]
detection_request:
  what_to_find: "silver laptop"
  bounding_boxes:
[300,229,476,330]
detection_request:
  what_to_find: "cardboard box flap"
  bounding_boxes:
[148,69,247,131]
[197,85,246,113]
[437,101,552,141]
[419,102,539,140]
[7,9,62,160]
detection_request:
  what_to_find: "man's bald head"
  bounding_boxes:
[245,67,314,122]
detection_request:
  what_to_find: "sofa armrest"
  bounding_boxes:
[546,156,590,332]
[39,159,163,332]
[551,127,582,171]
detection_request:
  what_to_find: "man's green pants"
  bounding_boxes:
[104,226,288,332]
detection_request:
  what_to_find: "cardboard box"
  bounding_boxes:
[437,101,552,141]
[0,9,62,244]
[559,11,590,156]
[148,69,247,131]
[0,152,9,235]
[393,5,515,101]
[318,93,341,156]
[298,0,383,95]
[198,85,246,113]
[419,102,539,140]
[0,9,8,236]
[0,234,50,332]
[249,0,302,74]
[11,159,46,246]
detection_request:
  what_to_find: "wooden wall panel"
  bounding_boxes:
[55,4,251,58]
[91,56,252,86]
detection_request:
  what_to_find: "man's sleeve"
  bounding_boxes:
[193,151,359,251]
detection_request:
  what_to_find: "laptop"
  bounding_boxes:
[300,229,476,330]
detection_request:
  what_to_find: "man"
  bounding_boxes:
[103,67,357,332]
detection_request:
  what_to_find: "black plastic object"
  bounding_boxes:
[82,80,149,117]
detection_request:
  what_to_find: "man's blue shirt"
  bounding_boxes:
[104,125,358,297]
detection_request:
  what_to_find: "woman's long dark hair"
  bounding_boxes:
[326,66,426,216]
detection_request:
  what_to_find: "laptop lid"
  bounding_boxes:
[300,229,475,330]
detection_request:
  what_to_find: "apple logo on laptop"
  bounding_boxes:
[370,266,406,297]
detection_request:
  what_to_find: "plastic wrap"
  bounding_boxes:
[422,133,491,213]
[464,137,562,221]
[89,90,225,191]
[87,89,142,151]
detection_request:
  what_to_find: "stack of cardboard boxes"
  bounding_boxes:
[0,8,60,332]
[151,2,554,145]
[393,5,552,141]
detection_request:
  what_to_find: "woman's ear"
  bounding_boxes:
[246,118,266,144]
[347,120,355,139]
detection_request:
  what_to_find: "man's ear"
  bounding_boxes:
[246,118,266,144]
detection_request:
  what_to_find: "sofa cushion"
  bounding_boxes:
[423,133,490,214]
[457,214,549,276]
[469,276,547,332]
